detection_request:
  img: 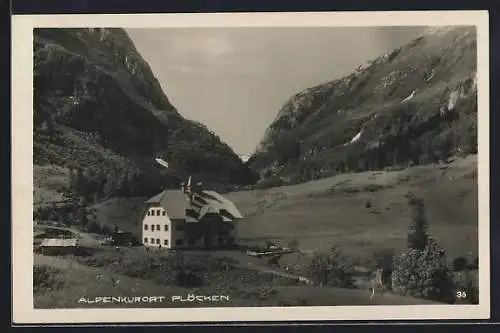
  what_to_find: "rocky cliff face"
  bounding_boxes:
[34,28,257,197]
[248,26,477,183]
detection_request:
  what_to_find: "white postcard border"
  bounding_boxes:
[11,10,490,324]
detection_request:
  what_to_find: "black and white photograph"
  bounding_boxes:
[12,11,490,323]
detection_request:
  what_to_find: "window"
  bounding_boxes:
[156,209,161,216]
[162,210,166,216]
[156,224,160,230]
[164,224,169,231]
[147,211,150,216]
[150,238,154,244]
[156,238,160,244]
[151,225,155,231]
[151,210,155,216]
[188,238,195,246]
[144,237,148,243]
[144,224,148,230]
[164,239,169,246]
[176,239,184,246]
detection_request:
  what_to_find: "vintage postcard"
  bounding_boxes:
[12,10,490,324]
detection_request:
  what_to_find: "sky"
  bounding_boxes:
[126,27,424,156]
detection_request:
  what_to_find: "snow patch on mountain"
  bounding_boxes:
[447,90,460,111]
[401,90,416,103]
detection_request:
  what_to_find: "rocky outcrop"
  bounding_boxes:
[248,26,477,184]
[33,28,257,197]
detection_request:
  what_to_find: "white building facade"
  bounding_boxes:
[141,188,243,250]
[141,205,172,248]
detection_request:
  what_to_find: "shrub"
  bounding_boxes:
[452,256,468,271]
[392,239,455,303]
[307,245,355,288]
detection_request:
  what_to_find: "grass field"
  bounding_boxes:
[33,155,479,307]
[33,164,70,206]
[87,155,478,267]
[33,249,441,308]
[228,155,478,265]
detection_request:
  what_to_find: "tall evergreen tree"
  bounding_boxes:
[78,206,88,227]
[406,193,429,250]
[67,168,75,191]
[103,171,118,198]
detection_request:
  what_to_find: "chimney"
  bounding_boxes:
[182,176,194,203]
[194,182,203,194]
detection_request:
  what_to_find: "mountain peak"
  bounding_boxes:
[248,26,477,183]
[34,28,258,198]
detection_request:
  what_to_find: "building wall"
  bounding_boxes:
[141,205,172,248]
[141,206,241,249]
[170,219,187,247]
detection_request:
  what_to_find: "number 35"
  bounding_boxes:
[456,291,467,298]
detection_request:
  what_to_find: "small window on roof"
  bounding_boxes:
[162,210,166,216]
[151,209,155,216]
[156,209,161,216]
[147,211,150,216]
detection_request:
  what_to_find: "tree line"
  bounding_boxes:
[64,165,179,204]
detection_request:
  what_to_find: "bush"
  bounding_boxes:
[307,245,355,288]
[452,256,468,271]
[392,239,455,303]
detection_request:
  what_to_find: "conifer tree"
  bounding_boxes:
[406,193,429,250]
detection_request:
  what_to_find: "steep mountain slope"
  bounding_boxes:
[248,26,477,183]
[34,28,257,199]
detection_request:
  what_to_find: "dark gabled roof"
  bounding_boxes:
[145,190,188,220]
[144,189,243,222]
